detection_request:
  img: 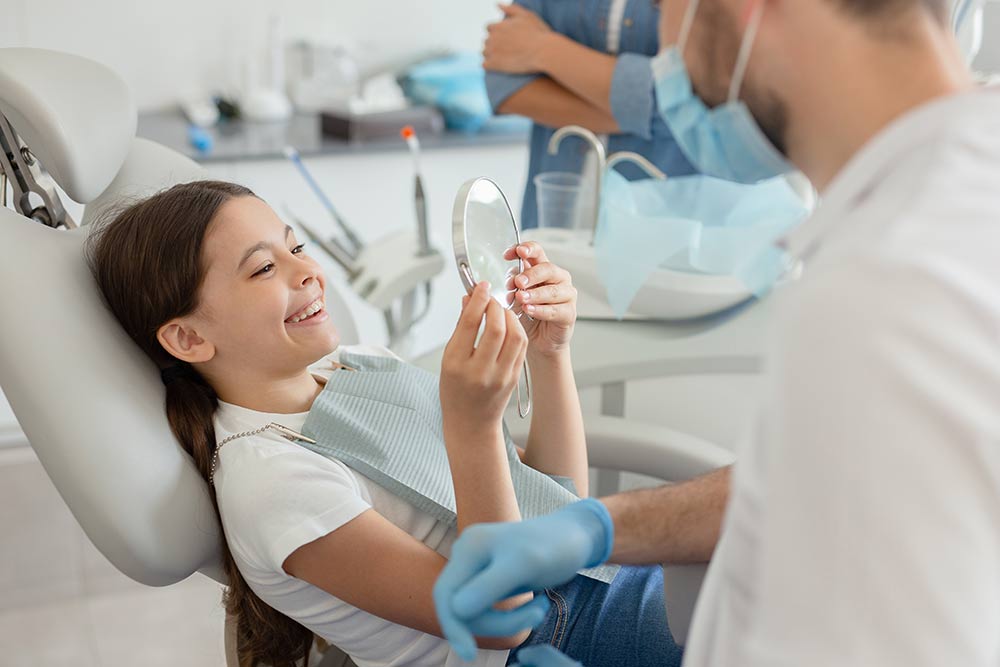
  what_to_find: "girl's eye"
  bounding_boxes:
[251,244,306,277]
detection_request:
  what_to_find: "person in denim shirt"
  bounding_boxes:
[483,0,696,229]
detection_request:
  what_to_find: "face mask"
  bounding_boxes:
[595,168,809,319]
[653,0,795,184]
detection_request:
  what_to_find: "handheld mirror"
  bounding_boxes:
[452,177,531,418]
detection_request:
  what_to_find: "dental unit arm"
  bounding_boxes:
[0,115,75,229]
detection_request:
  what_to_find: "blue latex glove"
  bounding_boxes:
[433,499,614,662]
[511,645,583,667]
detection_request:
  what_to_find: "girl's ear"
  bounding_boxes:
[156,319,216,364]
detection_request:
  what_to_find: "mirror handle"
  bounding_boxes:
[516,360,532,419]
[459,262,477,294]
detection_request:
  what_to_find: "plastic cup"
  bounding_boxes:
[534,172,585,229]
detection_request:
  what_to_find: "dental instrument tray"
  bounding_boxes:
[320,105,445,142]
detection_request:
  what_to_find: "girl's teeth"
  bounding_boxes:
[288,300,323,323]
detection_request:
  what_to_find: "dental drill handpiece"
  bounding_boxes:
[401,126,432,257]
[283,146,364,256]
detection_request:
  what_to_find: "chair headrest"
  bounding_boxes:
[0,206,224,585]
[82,137,208,226]
[0,131,363,587]
[0,48,136,204]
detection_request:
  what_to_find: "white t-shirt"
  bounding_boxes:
[683,89,1000,665]
[213,345,509,667]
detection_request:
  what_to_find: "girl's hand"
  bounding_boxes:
[504,242,577,358]
[440,282,529,435]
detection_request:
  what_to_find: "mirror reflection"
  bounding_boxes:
[462,179,521,310]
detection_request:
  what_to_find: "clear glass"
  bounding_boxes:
[534,171,584,230]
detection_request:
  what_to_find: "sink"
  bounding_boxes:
[522,228,753,321]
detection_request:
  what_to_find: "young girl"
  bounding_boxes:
[85,180,682,667]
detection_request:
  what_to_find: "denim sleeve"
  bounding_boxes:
[484,71,543,113]
[610,52,655,139]
[483,0,549,113]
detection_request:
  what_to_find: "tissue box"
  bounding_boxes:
[320,106,445,142]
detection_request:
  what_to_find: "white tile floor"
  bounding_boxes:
[0,575,228,667]
[0,447,227,667]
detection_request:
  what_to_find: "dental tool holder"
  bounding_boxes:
[288,205,444,351]
[353,228,445,350]
[284,141,445,352]
[0,113,75,229]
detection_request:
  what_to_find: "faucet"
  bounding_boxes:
[547,127,668,243]
[606,151,668,180]
[547,125,606,238]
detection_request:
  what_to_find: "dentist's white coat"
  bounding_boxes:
[683,88,1000,666]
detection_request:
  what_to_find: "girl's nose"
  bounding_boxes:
[295,260,321,288]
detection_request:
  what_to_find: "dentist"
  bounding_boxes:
[436,1,1000,665]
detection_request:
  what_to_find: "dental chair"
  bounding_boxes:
[0,47,732,665]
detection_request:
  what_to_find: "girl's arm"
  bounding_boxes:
[283,509,536,650]
[484,4,617,115]
[439,281,529,531]
[496,78,620,134]
[506,242,588,495]
[522,349,588,496]
[284,287,539,651]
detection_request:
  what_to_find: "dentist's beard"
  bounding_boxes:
[689,1,791,159]
[745,84,791,158]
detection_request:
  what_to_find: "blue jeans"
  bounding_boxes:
[506,565,684,667]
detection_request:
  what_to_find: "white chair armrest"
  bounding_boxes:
[578,414,734,480]
[505,414,735,482]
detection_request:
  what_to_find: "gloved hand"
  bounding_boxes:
[433,499,614,661]
[511,645,583,667]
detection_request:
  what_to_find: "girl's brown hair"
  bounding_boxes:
[84,180,314,667]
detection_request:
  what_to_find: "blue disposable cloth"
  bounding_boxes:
[400,53,493,133]
[595,169,808,318]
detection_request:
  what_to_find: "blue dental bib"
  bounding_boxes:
[300,350,618,584]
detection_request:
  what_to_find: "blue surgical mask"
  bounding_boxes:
[653,0,795,184]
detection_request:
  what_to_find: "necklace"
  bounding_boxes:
[208,422,316,486]
[208,362,355,485]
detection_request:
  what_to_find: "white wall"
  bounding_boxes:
[2,0,998,112]
[0,0,502,111]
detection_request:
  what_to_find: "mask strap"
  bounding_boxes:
[952,0,973,33]
[727,0,765,104]
[677,0,702,56]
